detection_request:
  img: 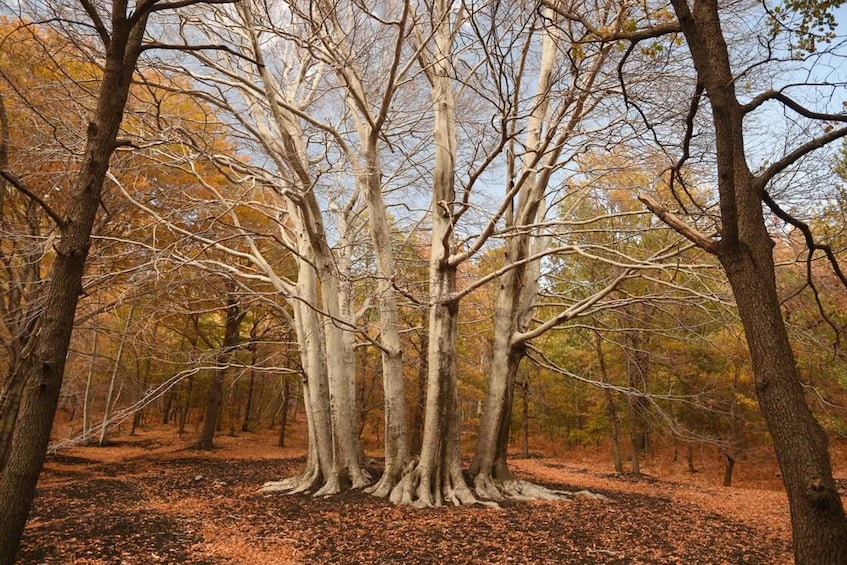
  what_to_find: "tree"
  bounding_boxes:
[0,0,234,559]
[469,3,625,499]
[0,21,103,467]
[196,292,245,450]
[387,0,475,506]
[542,0,847,557]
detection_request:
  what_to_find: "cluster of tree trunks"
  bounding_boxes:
[1,0,847,564]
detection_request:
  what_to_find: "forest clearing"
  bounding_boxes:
[17,425,817,564]
[3,0,847,562]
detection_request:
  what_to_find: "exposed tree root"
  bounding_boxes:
[349,466,371,490]
[365,459,407,498]
[258,463,322,494]
[260,464,370,497]
[313,472,343,496]
[261,464,607,506]
[473,473,609,502]
[388,461,498,508]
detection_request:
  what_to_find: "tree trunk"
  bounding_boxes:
[469,16,555,494]
[594,332,623,474]
[723,247,847,560]
[161,390,173,425]
[196,296,243,450]
[723,454,735,487]
[687,443,696,474]
[469,8,607,500]
[471,332,523,499]
[236,1,365,494]
[392,273,473,506]
[99,305,134,446]
[261,257,333,493]
[629,410,640,475]
[390,9,474,504]
[241,372,255,433]
[662,1,847,559]
[177,375,194,437]
[241,338,258,433]
[360,155,409,497]
[0,15,148,563]
[130,364,146,437]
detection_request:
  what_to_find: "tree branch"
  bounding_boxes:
[762,190,847,290]
[755,125,847,188]
[539,0,680,41]
[0,170,66,228]
[140,42,262,67]
[77,0,111,46]
[741,89,847,122]
[639,194,717,253]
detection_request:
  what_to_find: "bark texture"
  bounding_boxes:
[390,1,475,506]
[665,0,847,560]
[0,13,148,563]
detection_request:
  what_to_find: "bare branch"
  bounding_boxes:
[639,194,717,253]
[742,89,847,122]
[0,170,66,228]
[762,190,847,291]
[539,0,680,41]
[77,0,111,46]
[755,125,847,188]
[140,42,261,67]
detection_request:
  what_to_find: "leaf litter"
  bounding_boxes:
[19,431,795,564]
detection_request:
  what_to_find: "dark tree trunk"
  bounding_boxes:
[177,375,194,437]
[722,246,847,561]
[0,16,148,563]
[241,372,255,433]
[161,390,173,425]
[131,358,149,436]
[196,296,243,451]
[659,1,847,560]
[687,443,696,474]
[241,340,258,432]
[723,454,735,487]
[629,423,640,474]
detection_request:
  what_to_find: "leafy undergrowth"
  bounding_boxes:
[19,430,796,564]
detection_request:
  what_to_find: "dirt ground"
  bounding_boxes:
[18,428,804,564]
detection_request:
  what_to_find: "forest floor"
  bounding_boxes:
[17,426,819,564]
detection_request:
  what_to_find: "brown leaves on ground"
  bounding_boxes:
[20,431,795,564]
